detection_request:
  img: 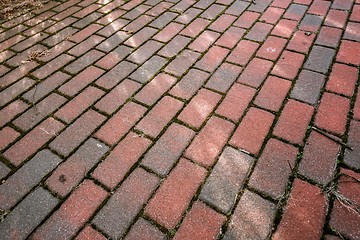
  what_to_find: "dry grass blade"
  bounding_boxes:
[21,49,50,64]
[0,0,47,20]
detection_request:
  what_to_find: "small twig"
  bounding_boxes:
[312,126,353,150]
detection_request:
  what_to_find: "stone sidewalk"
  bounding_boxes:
[0,0,360,239]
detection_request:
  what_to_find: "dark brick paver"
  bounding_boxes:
[0,0,359,239]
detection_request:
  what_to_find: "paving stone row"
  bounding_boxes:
[0,0,360,239]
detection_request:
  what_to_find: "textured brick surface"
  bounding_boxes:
[93,168,159,239]
[224,190,276,240]
[0,0,357,237]
[199,147,254,214]
[141,123,195,176]
[249,139,298,199]
[273,179,327,240]
[185,116,234,168]
[173,201,226,240]
[230,107,275,155]
[46,138,109,197]
[145,158,206,229]
[273,100,314,144]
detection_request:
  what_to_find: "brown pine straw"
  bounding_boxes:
[0,0,47,20]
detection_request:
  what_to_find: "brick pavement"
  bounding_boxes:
[0,0,359,239]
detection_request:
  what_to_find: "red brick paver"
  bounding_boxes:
[0,0,359,238]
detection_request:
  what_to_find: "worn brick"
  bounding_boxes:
[271,19,298,38]
[206,62,242,93]
[178,89,222,129]
[96,31,130,52]
[124,15,154,33]
[123,5,151,19]
[135,73,177,105]
[92,132,151,189]
[69,24,103,43]
[0,188,59,240]
[244,22,273,42]
[215,27,245,49]
[0,127,19,150]
[0,150,61,210]
[350,4,360,21]
[188,30,220,52]
[216,83,255,122]
[308,0,331,16]
[64,50,104,74]
[127,40,163,64]
[201,4,225,20]
[299,131,340,184]
[75,225,107,240]
[95,61,137,89]
[259,6,285,24]
[315,92,350,135]
[272,51,305,80]
[324,9,348,28]
[136,96,183,138]
[299,14,323,32]
[32,180,108,240]
[230,107,274,155]
[50,110,105,156]
[125,218,166,240]
[256,36,287,61]
[97,18,129,37]
[95,79,141,114]
[150,12,178,29]
[93,168,159,239]
[14,93,67,131]
[43,27,78,47]
[195,46,229,72]
[11,33,49,52]
[175,8,201,24]
[330,169,360,239]
[237,58,273,88]
[129,55,168,84]
[290,70,325,105]
[180,18,210,37]
[96,45,132,70]
[274,100,314,144]
[248,0,272,12]
[284,4,308,20]
[96,9,125,25]
[158,35,191,58]
[153,22,184,42]
[141,123,195,176]
[59,66,104,96]
[249,139,298,199]
[200,147,254,214]
[337,40,360,65]
[32,54,75,79]
[47,138,108,197]
[273,179,327,240]
[185,116,234,168]
[209,14,236,32]
[344,121,360,169]
[225,0,249,15]
[233,11,260,29]
[0,62,37,89]
[223,190,276,240]
[56,87,104,123]
[4,119,64,166]
[344,22,360,42]
[316,26,342,48]
[169,69,209,100]
[165,50,200,76]
[0,35,26,53]
[287,31,316,54]
[271,0,292,8]
[255,76,291,112]
[326,63,358,97]
[145,158,206,229]
[226,40,259,66]
[0,100,29,127]
[304,46,336,74]
[123,27,157,48]
[0,78,36,107]
[23,72,70,103]
[0,162,11,179]
[95,102,146,145]
[174,201,226,240]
